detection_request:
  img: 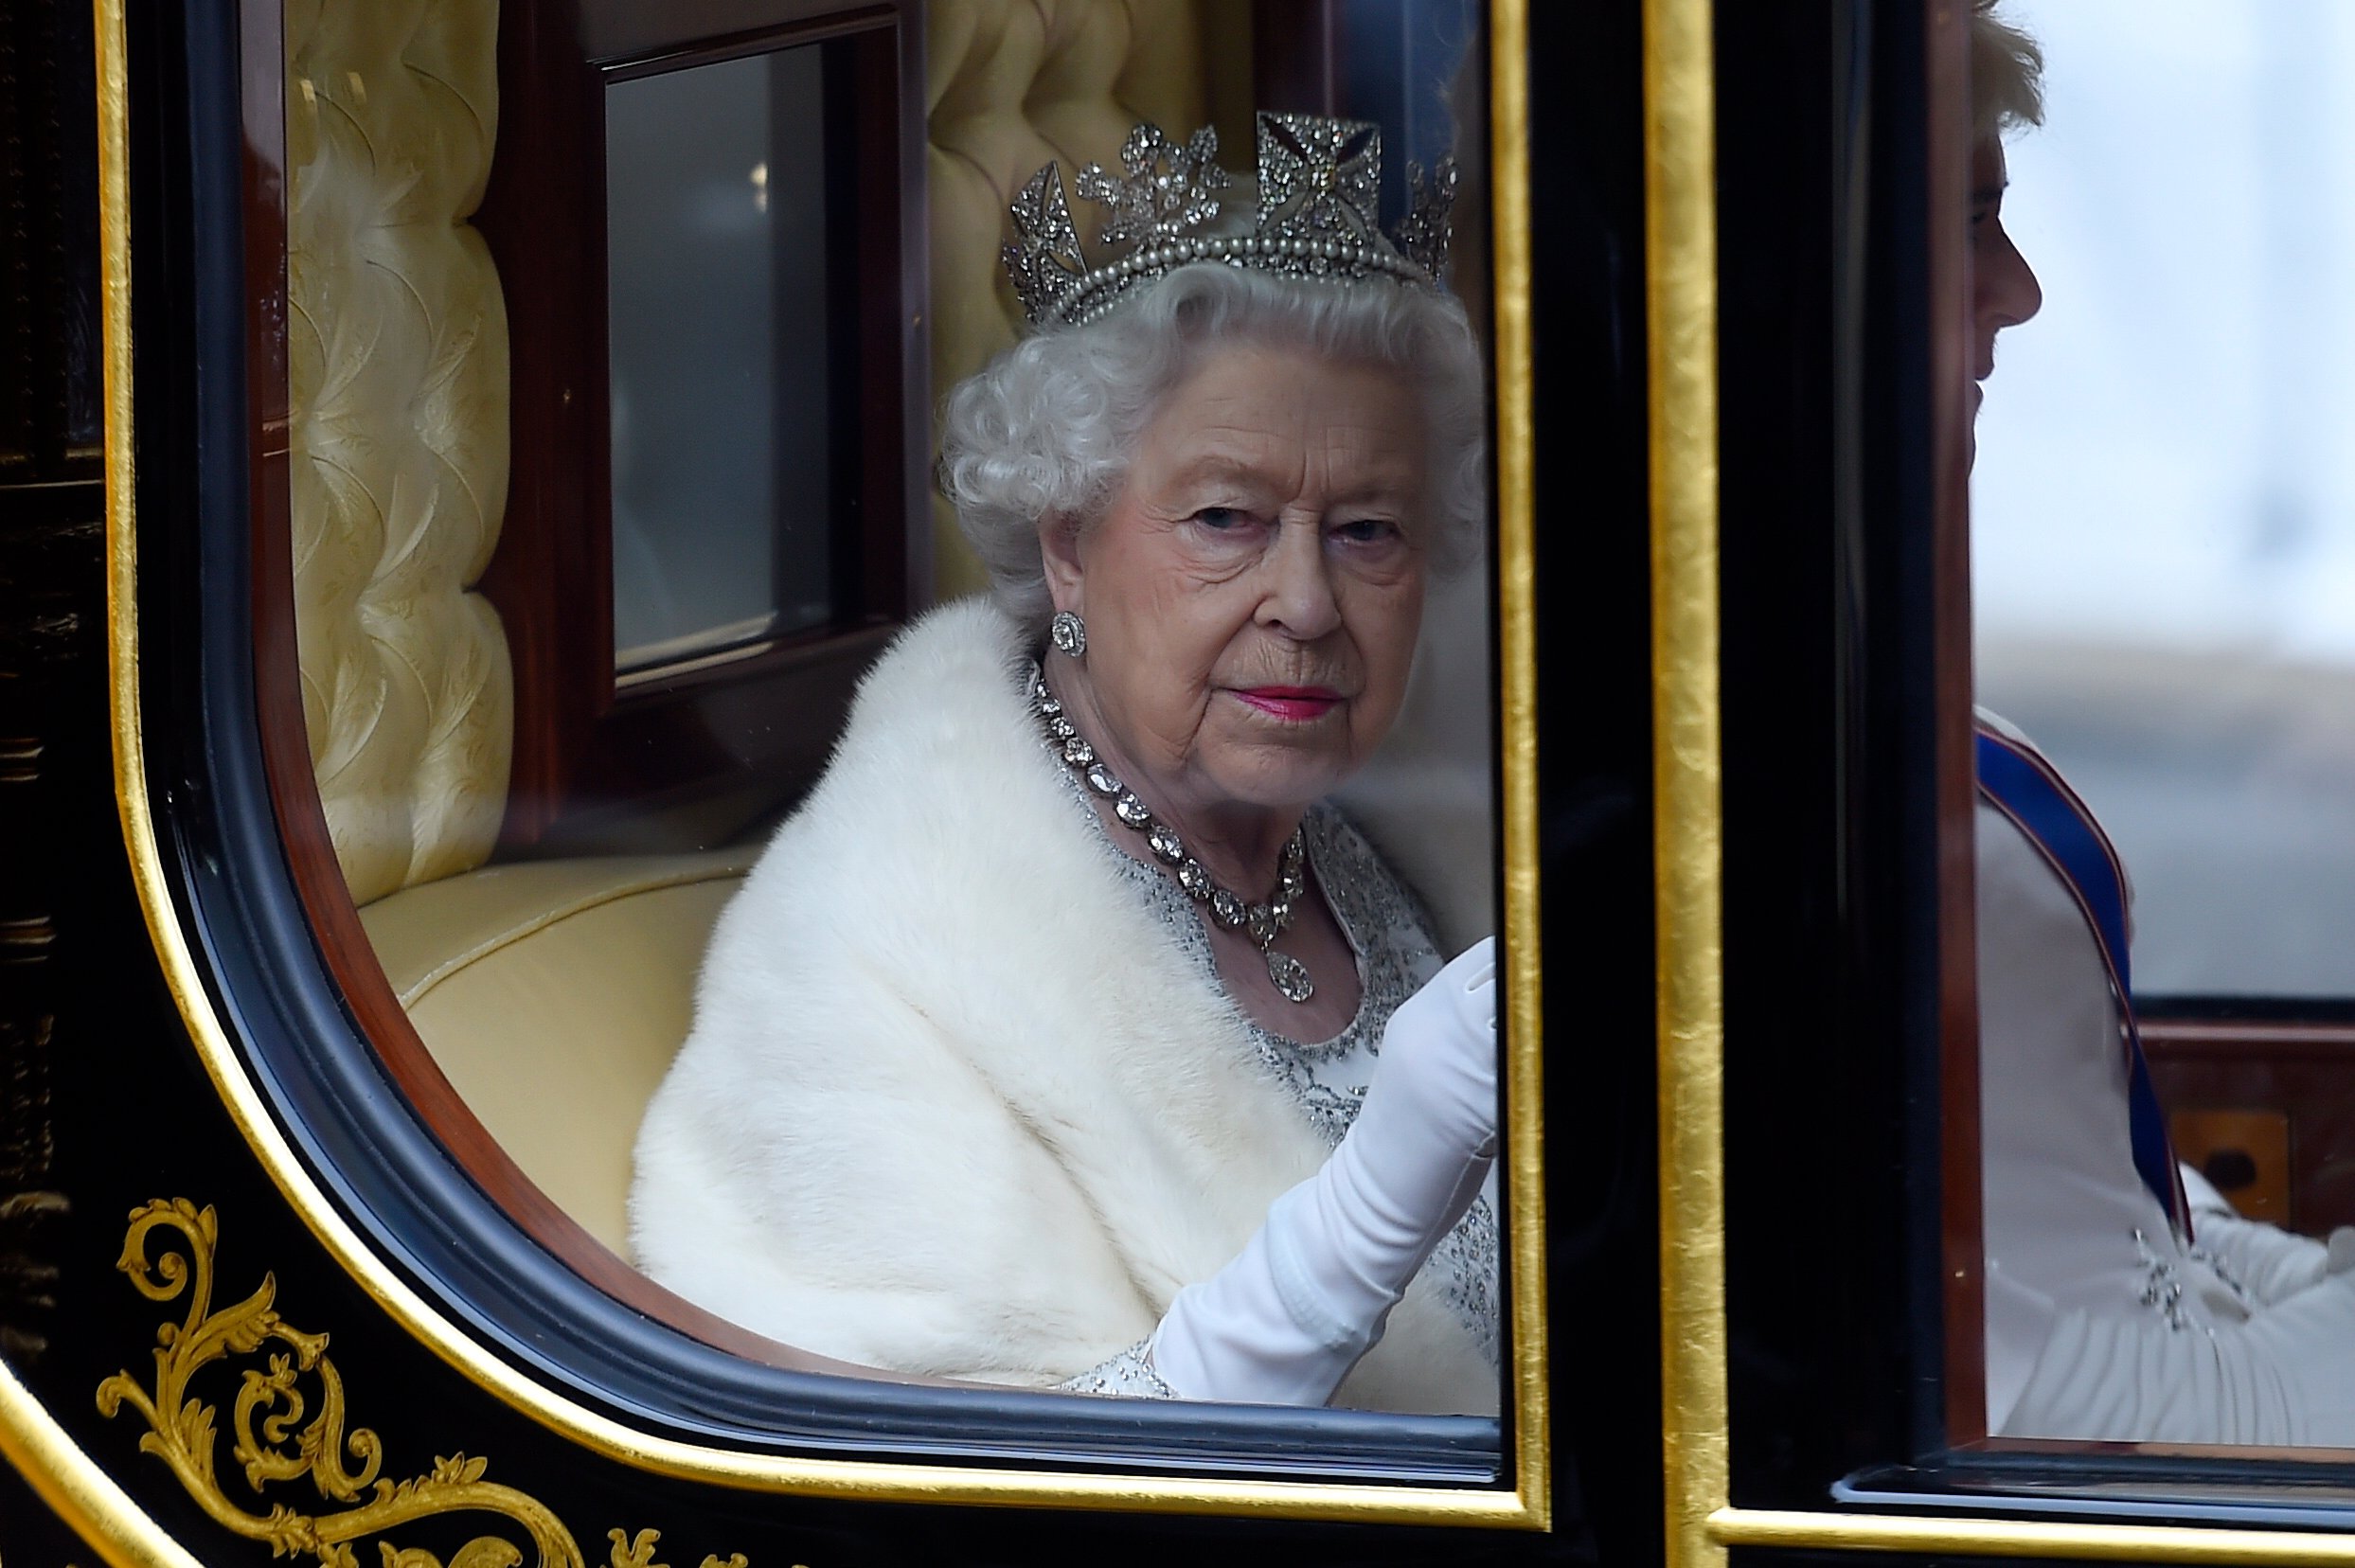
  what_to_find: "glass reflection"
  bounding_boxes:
[606,46,834,671]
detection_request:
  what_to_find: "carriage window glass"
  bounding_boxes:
[605,45,834,673]
[1972,0,2355,1001]
[1961,0,2355,1465]
[247,0,1530,1484]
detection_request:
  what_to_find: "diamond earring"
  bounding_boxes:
[1049,610,1087,659]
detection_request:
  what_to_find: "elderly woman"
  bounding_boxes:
[630,116,1500,1414]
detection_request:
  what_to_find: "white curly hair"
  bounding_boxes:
[938,260,1487,638]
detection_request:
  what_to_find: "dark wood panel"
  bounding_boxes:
[835,17,923,618]
[472,0,600,848]
[1253,0,1342,114]
[0,0,103,1378]
[580,0,890,63]
[0,0,104,472]
[1926,0,1983,1448]
[1717,0,1935,1506]
[544,621,895,854]
[2147,1019,2355,1235]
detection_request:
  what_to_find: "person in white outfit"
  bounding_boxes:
[1969,1,2355,1442]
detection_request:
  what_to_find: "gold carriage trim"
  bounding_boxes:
[94,1199,753,1568]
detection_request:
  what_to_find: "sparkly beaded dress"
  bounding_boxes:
[1053,775,1500,1398]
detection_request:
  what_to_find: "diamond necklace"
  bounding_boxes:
[1028,665,1315,1004]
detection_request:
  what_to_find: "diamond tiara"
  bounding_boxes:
[1000,111,1457,330]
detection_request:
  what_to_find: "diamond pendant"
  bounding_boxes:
[1265,948,1315,1004]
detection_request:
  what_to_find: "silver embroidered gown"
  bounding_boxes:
[1053,777,1502,1400]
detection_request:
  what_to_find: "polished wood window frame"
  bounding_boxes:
[475,0,926,854]
[2145,1017,2355,1237]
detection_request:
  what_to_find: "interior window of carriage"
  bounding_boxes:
[477,5,924,859]
[1950,0,2355,1478]
[244,0,1513,1457]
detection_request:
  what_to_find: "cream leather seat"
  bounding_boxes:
[358,853,752,1253]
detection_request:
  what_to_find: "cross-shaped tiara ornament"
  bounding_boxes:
[999,111,1457,329]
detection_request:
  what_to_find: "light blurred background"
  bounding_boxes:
[1973,0,2355,999]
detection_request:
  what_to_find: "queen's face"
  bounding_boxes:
[1042,341,1431,826]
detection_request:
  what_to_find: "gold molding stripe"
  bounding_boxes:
[1487,0,1549,1530]
[51,0,1553,1534]
[1713,1506,2355,1562]
[1641,0,1729,1566]
[0,9,203,1561]
[0,1358,205,1568]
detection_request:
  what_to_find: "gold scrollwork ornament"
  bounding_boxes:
[95,1200,750,1568]
[607,1529,752,1568]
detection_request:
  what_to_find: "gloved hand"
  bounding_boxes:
[1150,938,1499,1404]
[2179,1161,2354,1308]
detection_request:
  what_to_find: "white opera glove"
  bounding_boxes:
[2177,1162,2355,1308]
[1151,938,1499,1405]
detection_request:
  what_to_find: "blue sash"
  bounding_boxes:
[1976,724,2192,1239]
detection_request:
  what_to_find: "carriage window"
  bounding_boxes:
[1962,0,2355,1457]
[241,0,1531,1498]
[606,47,837,673]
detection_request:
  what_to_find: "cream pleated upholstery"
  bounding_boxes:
[287,0,513,907]
[925,0,1228,597]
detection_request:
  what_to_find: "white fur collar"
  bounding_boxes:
[631,600,1494,1414]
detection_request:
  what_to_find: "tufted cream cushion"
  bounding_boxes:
[925,0,1223,598]
[360,853,755,1253]
[287,0,513,906]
